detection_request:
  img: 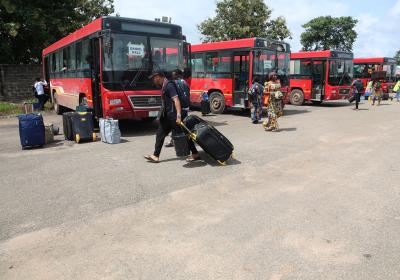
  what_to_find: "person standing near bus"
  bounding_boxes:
[249,76,264,124]
[393,79,400,102]
[263,72,283,132]
[33,78,48,110]
[372,79,382,106]
[351,79,363,110]
[145,71,199,163]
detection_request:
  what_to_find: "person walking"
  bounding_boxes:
[33,78,48,110]
[263,72,283,132]
[351,79,363,110]
[145,71,199,163]
[249,76,264,124]
[393,79,400,102]
[164,69,191,148]
[372,79,382,106]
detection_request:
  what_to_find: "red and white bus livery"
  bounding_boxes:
[288,50,353,105]
[353,57,396,98]
[189,38,290,114]
[43,17,190,121]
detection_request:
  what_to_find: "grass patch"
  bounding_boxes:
[0,102,23,116]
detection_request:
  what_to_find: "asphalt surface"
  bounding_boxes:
[1,100,400,279]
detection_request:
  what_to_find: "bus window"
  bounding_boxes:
[76,40,91,69]
[62,48,69,70]
[191,53,205,78]
[290,60,311,75]
[150,37,183,71]
[55,51,61,72]
[51,53,57,73]
[68,44,76,70]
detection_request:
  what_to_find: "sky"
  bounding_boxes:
[114,0,400,58]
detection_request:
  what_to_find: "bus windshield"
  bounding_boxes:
[328,59,353,86]
[102,33,184,90]
[252,50,290,86]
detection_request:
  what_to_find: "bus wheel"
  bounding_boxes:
[53,94,64,115]
[289,89,304,106]
[209,92,225,114]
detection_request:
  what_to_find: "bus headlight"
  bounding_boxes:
[109,98,122,105]
[331,90,337,94]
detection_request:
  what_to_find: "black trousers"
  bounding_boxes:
[355,93,360,109]
[37,94,49,109]
[153,115,198,157]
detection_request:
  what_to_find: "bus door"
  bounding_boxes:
[91,38,102,119]
[232,52,250,107]
[311,60,325,101]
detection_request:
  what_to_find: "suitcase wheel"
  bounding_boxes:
[75,134,80,143]
[92,133,97,142]
[217,160,227,166]
[230,153,235,160]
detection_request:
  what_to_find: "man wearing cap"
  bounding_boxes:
[145,71,198,163]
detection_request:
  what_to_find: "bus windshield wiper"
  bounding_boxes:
[338,72,347,86]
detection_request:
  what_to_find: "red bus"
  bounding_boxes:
[189,38,290,114]
[353,57,396,99]
[43,17,190,121]
[288,50,353,105]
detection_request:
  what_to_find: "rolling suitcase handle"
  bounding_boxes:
[178,121,197,141]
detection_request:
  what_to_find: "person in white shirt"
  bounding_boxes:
[33,78,48,110]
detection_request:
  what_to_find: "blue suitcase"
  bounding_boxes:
[18,114,45,149]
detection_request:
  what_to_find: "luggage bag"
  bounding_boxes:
[99,118,121,144]
[180,117,234,165]
[172,132,190,157]
[63,112,75,140]
[18,114,45,149]
[71,112,96,143]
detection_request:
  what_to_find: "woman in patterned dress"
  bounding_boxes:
[263,72,283,131]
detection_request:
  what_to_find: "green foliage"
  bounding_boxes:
[0,102,22,116]
[198,0,291,42]
[395,50,400,65]
[300,16,358,52]
[0,0,114,64]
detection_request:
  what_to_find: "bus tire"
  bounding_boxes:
[209,91,225,114]
[311,101,322,105]
[289,89,304,106]
[53,93,65,115]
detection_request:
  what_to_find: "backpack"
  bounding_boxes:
[174,79,191,109]
[354,79,364,92]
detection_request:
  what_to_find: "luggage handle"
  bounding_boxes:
[178,121,197,141]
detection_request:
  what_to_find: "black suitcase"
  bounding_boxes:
[63,112,75,140]
[184,115,205,130]
[201,100,211,115]
[348,95,355,103]
[180,121,234,165]
[172,132,190,157]
[71,112,96,143]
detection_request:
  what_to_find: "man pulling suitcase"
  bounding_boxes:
[144,71,199,163]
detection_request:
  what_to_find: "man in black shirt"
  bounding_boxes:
[145,71,198,163]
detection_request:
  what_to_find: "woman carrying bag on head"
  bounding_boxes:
[263,72,283,132]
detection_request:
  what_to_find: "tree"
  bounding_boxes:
[300,16,358,52]
[394,50,400,65]
[198,0,291,43]
[0,0,114,64]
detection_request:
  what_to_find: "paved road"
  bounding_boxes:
[1,100,400,279]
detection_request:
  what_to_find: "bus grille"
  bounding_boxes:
[339,88,350,95]
[129,95,162,108]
